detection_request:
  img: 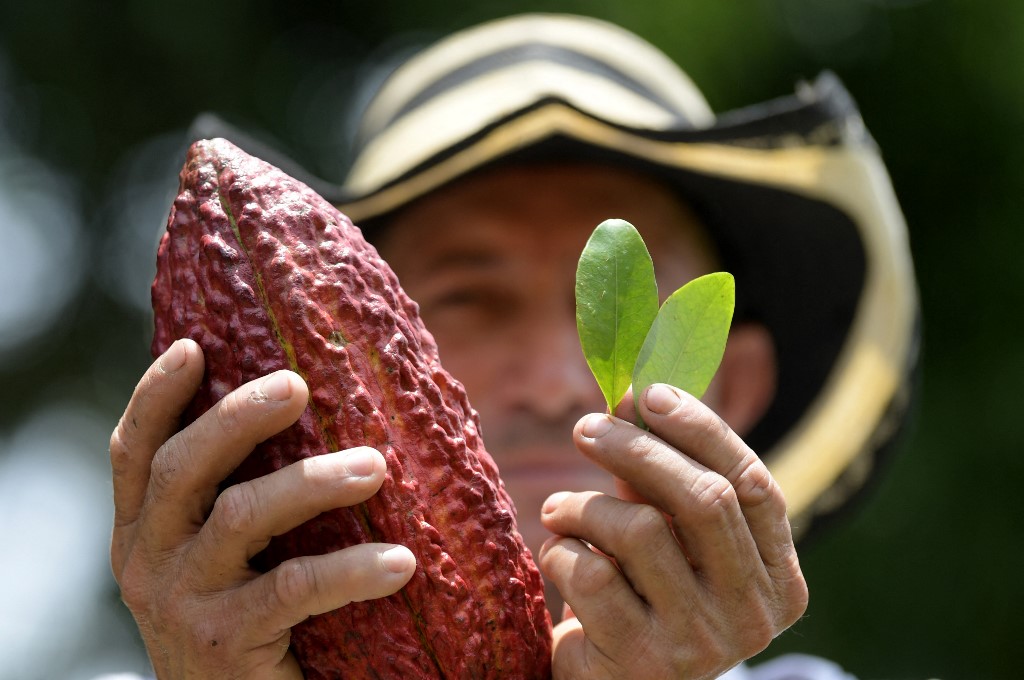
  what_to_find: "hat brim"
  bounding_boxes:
[185,16,920,540]
[332,71,920,540]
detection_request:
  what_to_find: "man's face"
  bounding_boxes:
[376,163,716,557]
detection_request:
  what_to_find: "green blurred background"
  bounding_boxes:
[0,1,1019,678]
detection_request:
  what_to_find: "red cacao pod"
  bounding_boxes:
[150,138,552,679]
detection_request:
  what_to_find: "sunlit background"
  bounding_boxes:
[1,1,1020,678]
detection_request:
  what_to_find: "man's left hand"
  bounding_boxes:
[538,383,808,680]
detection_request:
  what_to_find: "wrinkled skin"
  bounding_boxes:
[138,139,551,678]
[111,162,808,679]
[110,346,417,679]
[378,164,807,678]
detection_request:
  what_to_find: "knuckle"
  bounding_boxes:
[148,439,186,500]
[659,622,724,679]
[706,589,777,663]
[274,558,320,610]
[147,427,200,502]
[110,528,138,577]
[654,591,781,680]
[731,456,781,511]
[774,552,810,626]
[116,550,155,613]
[116,545,241,661]
[735,606,777,659]
[213,483,261,537]
[692,470,738,517]
[785,577,811,625]
[723,574,804,660]
[621,503,670,546]
[570,552,621,600]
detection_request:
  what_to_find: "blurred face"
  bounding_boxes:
[377,163,716,557]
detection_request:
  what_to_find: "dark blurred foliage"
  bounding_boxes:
[1,0,1020,678]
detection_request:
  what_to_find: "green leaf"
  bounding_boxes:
[575,219,660,413]
[632,272,735,420]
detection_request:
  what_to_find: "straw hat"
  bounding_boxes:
[191,13,920,540]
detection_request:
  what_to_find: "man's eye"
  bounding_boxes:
[434,289,487,308]
[423,287,515,323]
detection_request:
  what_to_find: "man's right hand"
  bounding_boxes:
[109,338,417,679]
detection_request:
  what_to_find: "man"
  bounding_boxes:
[109,13,918,679]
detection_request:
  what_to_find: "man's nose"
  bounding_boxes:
[517,313,603,421]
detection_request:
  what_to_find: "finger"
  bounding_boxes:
[612,386,638,423]
[572,410,761,589]
[537,533,648,658]
[608,389,648,504]
[638,383,796,573]
[550,617,615,680]
[144,370,310,540]
[238,542,417,646]
[110,340,205,576]
[541,490,697,617]
[193,447,387,578]
[110,339,205,532]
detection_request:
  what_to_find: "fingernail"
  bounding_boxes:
[159,339,188,373]
[580,413,614,439]
[542,491,570,514]
[381,546,415,573]
[645,384,680,415]
[261,372,293,401]
[344,447,377,477]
